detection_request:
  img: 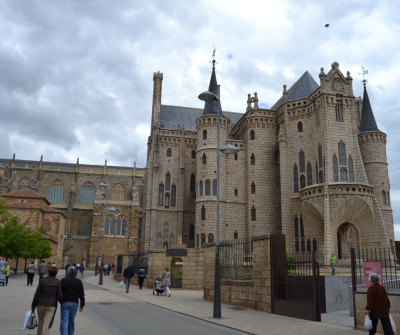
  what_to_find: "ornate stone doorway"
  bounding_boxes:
[337,222,359,259]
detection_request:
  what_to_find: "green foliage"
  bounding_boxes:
[0,199,53,259]
[286,252,296,271]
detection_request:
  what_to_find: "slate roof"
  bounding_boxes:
[203,67,222,115]
[160,105,243,132]
[359,86,379,133]
[271,71,320,111]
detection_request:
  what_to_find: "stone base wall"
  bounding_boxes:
[355,292,400,334]
[182,249,204,290]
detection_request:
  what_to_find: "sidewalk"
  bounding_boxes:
[86,275,365,335]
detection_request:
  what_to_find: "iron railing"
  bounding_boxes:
[128,252,148,275]
[219,238,253,280]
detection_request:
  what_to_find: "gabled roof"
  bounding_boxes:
[160,105,243,132]
[359,86,379,133]
[271,71,320,111]
[2,189,49,204]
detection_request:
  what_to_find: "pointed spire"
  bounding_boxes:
[359,85,379,132]
[203,49,222,115]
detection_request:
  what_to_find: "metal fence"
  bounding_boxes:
[219,238,253,280]
[351,247,400,292]
[128,252,148,275]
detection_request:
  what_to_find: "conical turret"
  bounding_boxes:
[359,85,379,133]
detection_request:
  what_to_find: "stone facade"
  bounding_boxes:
[144,62,395,265]
[0,157,144,268]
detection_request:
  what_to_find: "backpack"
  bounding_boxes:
[79,265,84,272]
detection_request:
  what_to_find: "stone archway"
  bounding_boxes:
[337,222,359,259]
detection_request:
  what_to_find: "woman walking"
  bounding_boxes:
[26,261,36,286]
[31,266,63,335]
[2,261,10,285]
[162,267,171,297]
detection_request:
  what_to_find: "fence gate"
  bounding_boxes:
[270,234,321,322]
[171,257,183,288]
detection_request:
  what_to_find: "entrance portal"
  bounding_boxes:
[337,222,359,259]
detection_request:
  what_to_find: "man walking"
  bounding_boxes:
[60,266,85,335]
[137,267,145,289]
[330,253,337,275]
[123,265,134,293]
[38,260,47,280]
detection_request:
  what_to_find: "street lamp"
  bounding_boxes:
[93,213,101,276]
[198,90,239,319]
[98,182,116,285]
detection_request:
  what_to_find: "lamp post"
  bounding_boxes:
[93,213,101,276]
[98,182,116,285]
[198,90,239,319]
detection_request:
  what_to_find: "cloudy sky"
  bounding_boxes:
[1,0,399,237]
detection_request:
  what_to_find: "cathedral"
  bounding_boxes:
[143,60,394,264]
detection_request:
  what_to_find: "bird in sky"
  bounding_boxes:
[325,24,330,28]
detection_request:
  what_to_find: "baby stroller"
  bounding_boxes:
[153,276,166,295]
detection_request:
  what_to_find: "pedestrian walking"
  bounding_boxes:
[137,268,145,289]
[107,264,111,276]
[111,263,115,274]
[2,261,11,286]
[26,261,36,286]
[31,266,62,335]
[330,253,336,275]
[103,263,108,276]
[162,267,171,297]
[366,273,394,335]
[60,266,85,335]
[78,264,84,279]
[122,265,134,293]
[64,263,70,277]
[39,260,47,280]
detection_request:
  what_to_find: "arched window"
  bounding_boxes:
[251,206,256,221]
[49,180,64,203]
[300,175,306,189]
[201,205,206,220]
[340,168,348,182]
[196,234,199,248]
[295,240,299,252]
[297,122,303,133]
[299,150,305,172]
[171,184,176,207]
[203,130,207,140]
[208,233,214,242]
[111,184,125,201]
[167,148,172,157]
[122,218,127,236]
[81,182,96,204]
[199,180,203,196]
[293,164,299,193]
[348,155,354,182]
[18,177,30,190]
[234,153,238,161]
[301,239,305,252]
[191,150,196,159]
[212,179,217,196]
[387,191,391,206]
[165,192,170,207]
[163,241,168,249]
[300,215,304,237]
[78,215,91,236]
[190,174,195,192]
[250,130,255,140]
[158,183,164,206]
[205,180,210,196]
[250,153,255,165]
[189,224,195,240]
[201,233,206,246]
[294,215,299,237]
[335,99,343,122]
[251,182,256,194]
[333,154,339,182]
[163,223,169,239]
[156,234,162,249]
[307,239,311,251]
[105,217,115,235]
[165,172,170,190]
[381,190,387,206]
[169,234,175,247]
[117,217,126,236]
[338,141,346,165]
[234,188,238,196]
[234,231,238,239]
[319,170,324,184]
[307,162,312,186]
[318,145,323,167]
[313,239,317,251]
[110,217,115,235]
[202,153,207,165]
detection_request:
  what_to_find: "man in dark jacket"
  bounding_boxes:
[137,268,146,289]
[60,266,85,335]
[123,265,134,293]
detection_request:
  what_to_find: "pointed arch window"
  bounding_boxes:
[208,233,214,242]
[295,240,300,252]
[165,172,170,190]
[191,150,196,159]
[212,179,217,196]
[171,184,176,207]
[201,205,206,220]
[294,215,299,237]
[307,162,312,186]
[340,168,348,182]
[205,180,211,196]
[234,231,238,239]
[250,130,255,140]
[333,154,339,182]
[301,239,305,252]
[335,99,343,122]
[348,155,354,182]
[300,175,306,189]
[189,224,195,240]
[163,222,169,239]
[167,148,172,157]
[156,234,162,249]
[313,239,317,251]
[169,234,175,247]
[297,122,303,133]
[338,141,346,165]
[111,183,125,201]
[381,190,387,206]
[250,153,255,165]
[158,183,164,206]
[78,215,91,236]
[251,206,256,221]
[18,177,30,190]
[202,153,207,165]
[81,182,96,204]
[318,145,323,167]
[307,239,311,251]
[165,192,170,207]
[234,188,238,196]
[199,180,203,196]
[319,170,324,184]
[121,218,127,236]
[190,174,196,192]
[163,241,168,249]
[293,164,299,193]
[299,150,305,172]
[203,130,207,140]
[300,215,304,237]
[110,217,115,235]
[251,182,256,194]
[49,180,64,203]
[201,233,206,246]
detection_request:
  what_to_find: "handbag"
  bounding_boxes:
[26,311,37,329]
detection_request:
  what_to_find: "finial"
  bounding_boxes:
[12,153,15,160]
[210,47,217,69]
[40,155,43,162]
[359,65,368,87]
[76,157,79,164]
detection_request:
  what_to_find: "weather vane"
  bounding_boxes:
[359,66,368,87]
[210,46,217,69]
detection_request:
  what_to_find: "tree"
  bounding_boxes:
[25,229,53,260]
